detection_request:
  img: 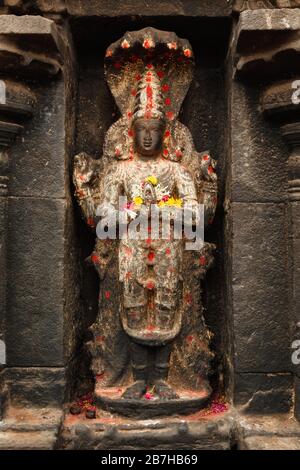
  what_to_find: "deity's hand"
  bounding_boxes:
[199,152,217,183]
[73,152,100,198]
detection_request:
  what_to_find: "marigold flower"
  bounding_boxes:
[145,175,158,186]
[166,197,183,207]
[133,196,143,206]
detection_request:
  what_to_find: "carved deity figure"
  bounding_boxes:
[73,29,218,415]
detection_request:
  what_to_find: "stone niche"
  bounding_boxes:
[0,0,300,451]
[72,12,231,402]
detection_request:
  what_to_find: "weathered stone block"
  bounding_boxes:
[231,82,287,203]
[0,14,60,50]
[240,435,300,450]
[61,412,235,450]
[0,430,57,450]
[0,370,8,420]
[237,8,300,38]
[295,376,300,420]
[234,8,300,79]
[7,197,65,366]
[9,80,66,199]
[230,203,290,372]
[4,367,65,407]
[234,373,293,413]
[0,198,7,347]
[66,0,233,17]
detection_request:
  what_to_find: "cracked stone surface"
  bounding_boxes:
[0,406,63,450]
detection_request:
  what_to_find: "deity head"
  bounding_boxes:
[132,68,166,157]
[133,117,165,157]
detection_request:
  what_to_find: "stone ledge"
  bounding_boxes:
[0,406,63,450]
[0,15,63,76]
[237,412,300,449]
[233,8,300,80]
[1,406,300,450]
[237,8,300,34]
[0,430,58,450]
[0,14,58,38]
[233,1,300,12]
[240,435,300,449]
[60,409,236,450]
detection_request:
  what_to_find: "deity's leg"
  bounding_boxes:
[153,344,179,400]
[121,342,148,400]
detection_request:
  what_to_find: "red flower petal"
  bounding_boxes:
[165,97,171,106]
[146,281,155,290]
[87,218,95,227]
[146,324,155,331]
[183,48,192,58]
[104,291,111,299]
[147,252,155,262]
[184,293,192,305]
[91,254,100,264]
[199,256,207,266]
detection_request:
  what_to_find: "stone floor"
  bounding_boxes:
[1,404,300,450]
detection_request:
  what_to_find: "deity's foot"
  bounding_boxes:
[121,380,147,400]
[154,380,180,400]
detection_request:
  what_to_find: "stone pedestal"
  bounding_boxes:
[61,408,235,450]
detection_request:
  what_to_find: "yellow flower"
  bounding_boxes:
[133,196,144,206]
[173,198,183,208]
[166,197,183,207]
[145,176,158,186]
[158,200,166,208]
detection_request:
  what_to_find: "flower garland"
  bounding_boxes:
[127,176,183,214]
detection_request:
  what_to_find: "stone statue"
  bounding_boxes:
[73,28,218,417]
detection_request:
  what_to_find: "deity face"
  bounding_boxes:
[133,118,166,157]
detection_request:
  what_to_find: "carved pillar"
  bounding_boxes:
[0,81,35,419]
[261,91,300,419]
[280,123,300,412]
[0,15,76,419]
[232,8,300,421]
